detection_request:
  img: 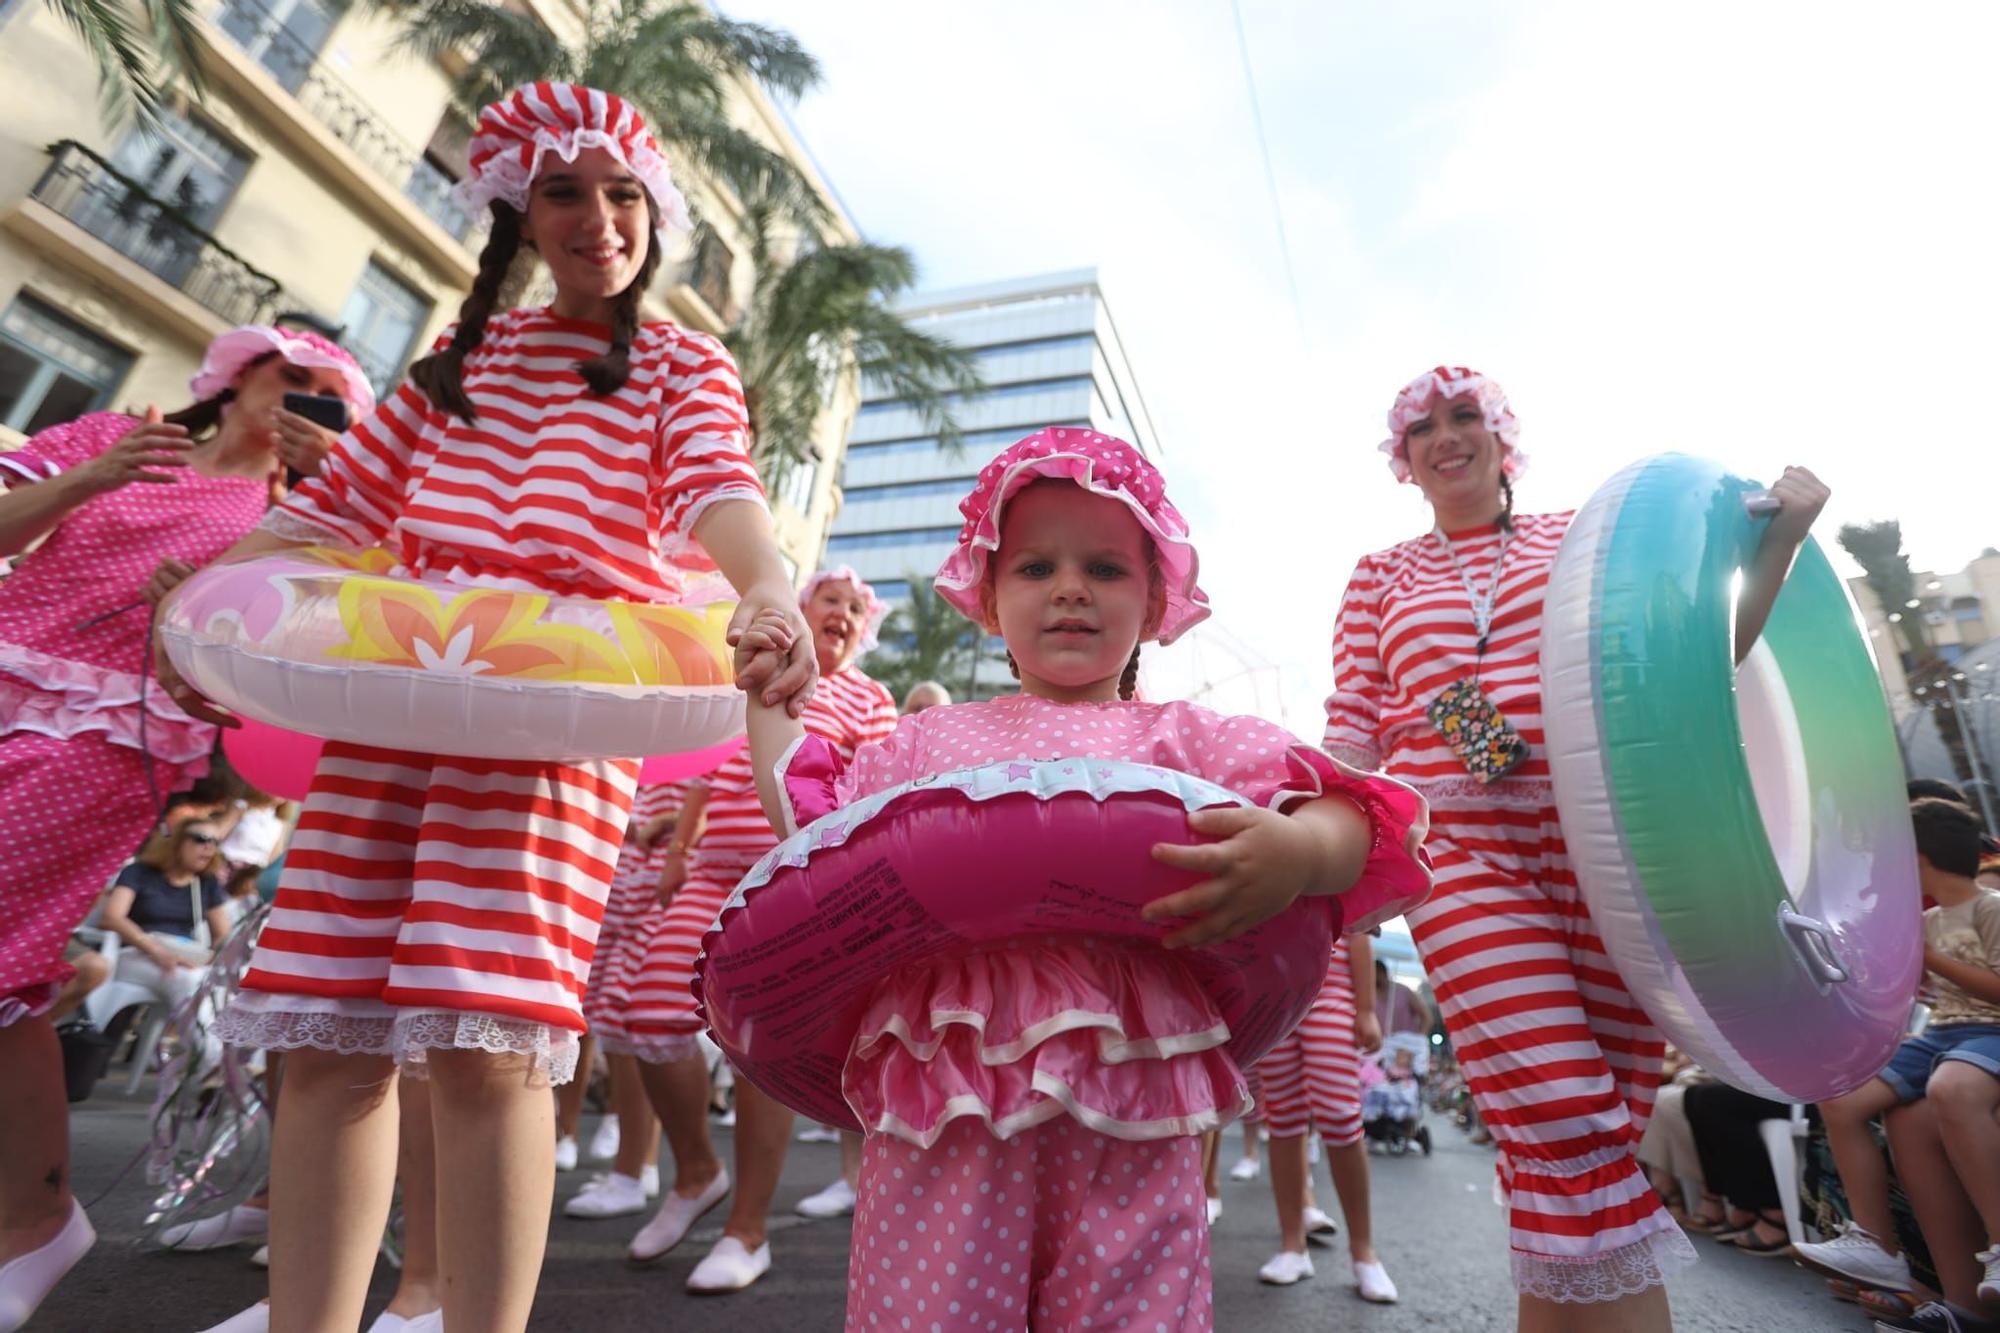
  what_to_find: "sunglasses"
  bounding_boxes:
[183,832,220,846]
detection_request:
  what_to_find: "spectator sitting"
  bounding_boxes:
[217,787,289,878]
[1794,798,2000,1308]
[99,818,232,1026]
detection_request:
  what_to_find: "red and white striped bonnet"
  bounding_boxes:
[455,82,692,235]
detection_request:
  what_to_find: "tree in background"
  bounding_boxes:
[46,0,207,128]
[862,577,980,706]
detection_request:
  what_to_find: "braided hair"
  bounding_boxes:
[575,211,661,396]
[1499,474,1516,532]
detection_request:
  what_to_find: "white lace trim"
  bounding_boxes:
[1408,775,1555,813]
[257,506,352,545]
[453,128,690,235]
[214,1000,578,1086]
[1511,1227,1698,1304]
[596,1029,700,1065]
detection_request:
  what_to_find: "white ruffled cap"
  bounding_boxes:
[454,82,692,237]
[189,325,376,417]
[1378,365,1527,483]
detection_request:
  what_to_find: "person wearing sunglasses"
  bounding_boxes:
[96,817,233,1025]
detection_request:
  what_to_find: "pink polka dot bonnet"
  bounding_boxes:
[800,565,889,651]
[455,81,691,237]
[190,326,376,417]
[933,427,1211,646]
[1379,365,1527,483]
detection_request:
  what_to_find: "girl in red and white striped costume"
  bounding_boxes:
[156,84,817,1332]
[600,567,897,1291]
[1251,933,1399,1303]
[1325,366,1828,1327]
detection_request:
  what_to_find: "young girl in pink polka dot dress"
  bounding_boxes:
[735,429,1432,1330]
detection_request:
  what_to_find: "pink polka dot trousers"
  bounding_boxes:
[847,1115,1213,1331]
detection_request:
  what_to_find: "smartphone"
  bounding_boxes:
[282,391,351,433]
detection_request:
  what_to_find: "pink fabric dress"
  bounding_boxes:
[0,412,268,1025]
[777,694,1432,1330]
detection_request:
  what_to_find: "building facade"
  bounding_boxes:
[1849,549,2000,711]
[0,0,855,571]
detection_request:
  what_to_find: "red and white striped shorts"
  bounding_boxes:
[216,741,638,1084]
[594,850,749,1064]
[1250,940,1362,1145]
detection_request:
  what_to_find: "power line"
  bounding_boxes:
[1229,0,1310,351]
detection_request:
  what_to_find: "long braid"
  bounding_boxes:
[1499,474,1516,532]
[1118,645,1141,700]
[409,204,523,423]
[577,231,660,395]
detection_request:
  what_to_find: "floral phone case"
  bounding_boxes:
[1426,678,1530,783]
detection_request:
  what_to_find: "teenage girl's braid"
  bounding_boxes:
[1499,474,1517,532]
[1118,644,1141,700]
[577,198,663,396]
[409,204,523,423]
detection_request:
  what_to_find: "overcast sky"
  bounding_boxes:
[741,0,2000,727]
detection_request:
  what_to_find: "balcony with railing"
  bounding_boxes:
[30,140,284,325]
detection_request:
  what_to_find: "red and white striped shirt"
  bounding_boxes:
[692,667,898,867]
[1322,513,1572,783]
[269,307,764,600]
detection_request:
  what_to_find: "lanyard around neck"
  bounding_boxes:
[1430,527,1509,659]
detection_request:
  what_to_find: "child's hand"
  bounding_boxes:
[727,583,817,716]
[1143,806,1321,948]
[1759,464,1831,551]
[1354,1009,1384,1055]
[733,609,796,699]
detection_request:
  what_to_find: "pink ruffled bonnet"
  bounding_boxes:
[800,565,889,651]
[1379,365,1528,484]
[933,428,1210,646]
[455,82,692,237]
[189,325,376,418]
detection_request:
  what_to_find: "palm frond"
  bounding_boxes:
[46,0,199,130]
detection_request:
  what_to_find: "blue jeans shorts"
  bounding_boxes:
[1878,1024,2000,1101]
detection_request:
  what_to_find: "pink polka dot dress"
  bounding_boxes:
[777,694,1433,1330]
[0,411,268,1025]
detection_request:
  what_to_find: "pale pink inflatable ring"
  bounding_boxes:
[695,759,1340,1131]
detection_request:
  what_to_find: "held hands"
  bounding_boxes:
[1354,1009,1384,1056]
[76,408,190,494]
[1143,806,1326,949]
[727,586,817,717]
[1759,465,1831,551]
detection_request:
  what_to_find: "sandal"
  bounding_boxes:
[1724,1210,1791,1256]
[1855,1286,1925,1321]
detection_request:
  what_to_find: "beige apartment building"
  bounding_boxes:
[1849,548,2000,714]
[0,0,857,573]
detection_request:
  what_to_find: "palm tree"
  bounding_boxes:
[862,576,980,705]
[1839,519,1930,661]
[45,0,208,129]
[378,0,829,224]
[727,193,982,479]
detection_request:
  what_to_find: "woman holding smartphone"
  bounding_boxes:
[0,324,371,1330]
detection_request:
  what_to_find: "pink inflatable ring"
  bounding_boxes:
[694,759,1338,1131]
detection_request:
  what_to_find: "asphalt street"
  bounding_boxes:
[36,1090,1864,1331]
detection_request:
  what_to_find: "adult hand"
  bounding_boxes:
[1354,1009,1384,1055]
[656,847,688,905]
[73,408,189,494]
[726,581,817,717]
[1758,465,1831,551]
[269,407,336,479]
[144,558,198,609]
[1143,806,1319,948]
[152,629,237,728]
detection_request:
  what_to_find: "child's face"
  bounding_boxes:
[985,483,1160,703]
[525,147,652,319]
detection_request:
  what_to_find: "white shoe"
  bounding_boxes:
[1258,1250,1314,1285]
[627,1171,730,1263]
[641,1163,661,1198]
[1307,1135,1322,1164]
[794,1123,840,1144]
[160,1204,270,1251]
[716,1108,736,1128]
[363,1310,443,1333]
[1205,1196,1223,1226]
[796,1177,857,1219]
[0,1199,94,1333]
[249,1245,269,1269]
[1793,1228,1915,1293]
[686,1235,771,1293]
[554,1135,579,1172]
[588,1116,621,1163]
[201,1301,270,1333]
[1303,1206,1339,1245]
[1977,1245,1999,1305]
[566,1172,649,1219]
[1228,1157,1261,1182]
[1353,1259,1399,1303]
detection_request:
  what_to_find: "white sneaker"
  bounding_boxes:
[566,1172,649,1219]
[1976,1245,1998,1304]
[687,1235,772,1293]
[1228,1157,1261,1182]
[588,1116,621,1163]
[0,1198,94,1333]
[628,1171,730,1263]
[640,1163,660,1198]
[1258,1250,1314,1285]
[795,1123,840,1144]
[796,1177,857,1219]
[1354,1259,1399,1303]
[1205,1196,1223,1226]
[716,1108,736,1128]
[159,1204,270,1251]
[364,1310,444,1333]
[1793,1228,1915,1292]
[1303,1206,1339,1245]
[249,1245,269,1269]
[554,1135,579,1172]
[201,1301,270,1333]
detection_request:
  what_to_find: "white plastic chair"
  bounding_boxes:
[76,928,170,1097]
[1756,1104,1810,1246]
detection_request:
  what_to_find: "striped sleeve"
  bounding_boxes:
[654,329,765,543]
[270,374,438,546]
[1322,556,1388,771]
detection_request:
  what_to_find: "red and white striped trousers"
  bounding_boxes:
[1404,801,1692,1303]
[594,849,751,1064]
[216,741,638,1084]
[1251,938,1362,1145]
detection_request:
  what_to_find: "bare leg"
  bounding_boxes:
[1266,1134,1309,1252]
[554,1032,596,1142]
[266,1049,400,1333]
[1239,1121,1262,1168]
[719,1079,792,1248]
[0,1017,71,1262]
[426,1049,554,1332]
[385,1076,440,1319]
[1519,1285,1671,1333]
[639,1052,723,1198]
[1324,1138,1377,1263]
[1884,1098,1987,1310]
[1201,1131,1220,1204]
[1819,1079,1906,1249]
[1929,1062,2000,1250]
[607,1053,658,1179]
[47,954,109,1023]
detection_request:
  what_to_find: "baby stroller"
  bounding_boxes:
[1362,1032,1432,1156]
